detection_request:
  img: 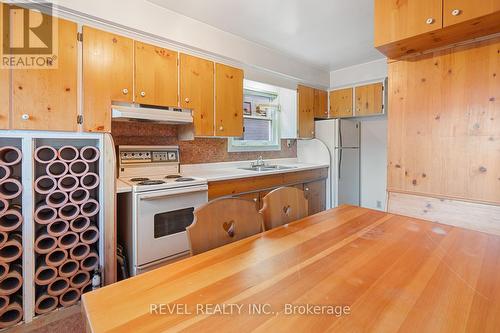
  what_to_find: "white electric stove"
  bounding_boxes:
[117,146,208,276]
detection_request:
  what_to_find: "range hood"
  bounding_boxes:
[111,104,193,124]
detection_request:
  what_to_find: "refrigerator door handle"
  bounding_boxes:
[339,122,343,148]
[338,149,342,179]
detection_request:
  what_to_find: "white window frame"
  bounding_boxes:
[228,106,281,152]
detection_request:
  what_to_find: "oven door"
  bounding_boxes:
[134,185,208,267]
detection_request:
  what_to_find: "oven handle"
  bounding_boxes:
[138,185,208,200]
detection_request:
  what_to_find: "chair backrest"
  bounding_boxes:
[187,198,264,255]
[260,187,308,230]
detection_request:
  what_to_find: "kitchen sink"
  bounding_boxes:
[238,165,297,172]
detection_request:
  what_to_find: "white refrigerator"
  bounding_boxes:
[298,119,360,208]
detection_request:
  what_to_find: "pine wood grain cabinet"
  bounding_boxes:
[374,0,500,58]
[304,180,326,215]
[180,53,215,136]
[83,26,133,132]
[215,63,244,137]
[235,181,325,214]
[329,88,353,118]
[355,82,384,116]
[313,89,328,119]
[12,17,78,131]
[443,0,500,26]
[0,69,9,129]
[374,0,443,47]
[297,85,315,138]
[134,41,178,107]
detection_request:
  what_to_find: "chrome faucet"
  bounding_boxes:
[251,155,265,167]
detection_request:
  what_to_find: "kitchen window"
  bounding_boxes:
[228,80,281,152]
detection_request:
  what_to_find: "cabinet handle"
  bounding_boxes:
[425,18,435,24]
[140,91,146,97]
[21,114,30,121]
[219,126,224,131]
[184,97,190,103]
[122,88,129,95]
[451,9,462,16]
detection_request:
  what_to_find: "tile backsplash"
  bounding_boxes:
[111,122,297,164]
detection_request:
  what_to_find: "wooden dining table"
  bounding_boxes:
[82,205,500,332]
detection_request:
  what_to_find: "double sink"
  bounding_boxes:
[238,165,297,172]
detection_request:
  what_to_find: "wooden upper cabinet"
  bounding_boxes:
[215,63,243,137]
[329,88,353,118]
[313,89,328,119]
[180,54,214,136]
[297,85,315,138]
[135,41,178,107]
[0,69,9,129]
[83,26,133,132]
[374,0,500,58]
[443,0,500,26]
[12,18,77,131]
[355,82,384,116]
[374,0,442,46]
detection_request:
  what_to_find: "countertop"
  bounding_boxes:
[116,159,329,193]
[82,205,500,332]
[116,179,132,194]
[182,161,329,182]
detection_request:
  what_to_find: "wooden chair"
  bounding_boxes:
[260,187,308,230]
[187,198,264,255]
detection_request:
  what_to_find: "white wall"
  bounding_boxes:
[330,58,388,211]
[330,58,387,88]
[359,117,387,210]
[47,0,329,89]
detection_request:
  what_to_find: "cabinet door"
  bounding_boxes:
[12,18,77,131]
[135,41,178,107]
[235,192,260,210]
[297,85,315,138]
[0,69,9,129]
[215,63,243,137]
[304,180,326,215]
[374,0,442,46]
[443,0,500,26]
[355,82,384,116]
[313,89,328,119]
[329,88,353,118]
[180,54,214,136]
[83,26,133,132]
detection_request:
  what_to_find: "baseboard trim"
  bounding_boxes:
[388,192,500,236]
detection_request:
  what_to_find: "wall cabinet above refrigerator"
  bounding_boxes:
[329,80,386,119]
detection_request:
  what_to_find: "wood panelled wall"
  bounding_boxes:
[388,37,500,204]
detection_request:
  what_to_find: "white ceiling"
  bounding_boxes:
[148,0,384,71]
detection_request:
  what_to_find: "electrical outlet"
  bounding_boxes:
[376,200,382,208]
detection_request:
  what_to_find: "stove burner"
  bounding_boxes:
[165,174,182,179]
[175,177,195,182]
[138,180,165,186]
[130,177,150,182]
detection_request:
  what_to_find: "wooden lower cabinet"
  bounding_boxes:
[210,168,327,216]
[304,180,326,215]
[235,192,260,210]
